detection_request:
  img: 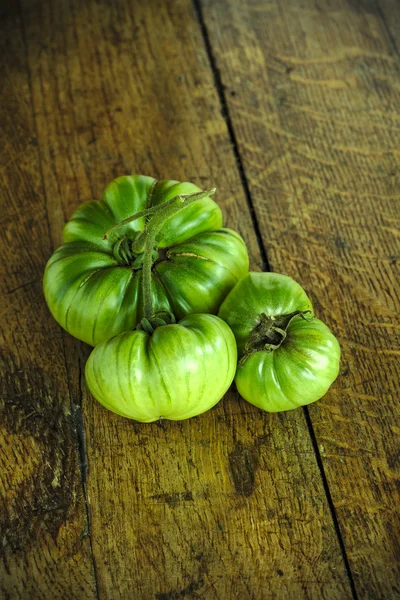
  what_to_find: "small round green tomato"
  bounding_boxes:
[218,272,340,412]
[85,314,237,422]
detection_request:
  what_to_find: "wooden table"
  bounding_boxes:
[1,0,399,598]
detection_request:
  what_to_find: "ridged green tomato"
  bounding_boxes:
[85,314,237,422]
[218,272,340,412]
[43,175,249,346]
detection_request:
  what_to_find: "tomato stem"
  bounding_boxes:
[240,310,313,364]
[137,187,216,330]
[103,200,175,240]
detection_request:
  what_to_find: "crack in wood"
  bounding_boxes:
[192,0,269,273]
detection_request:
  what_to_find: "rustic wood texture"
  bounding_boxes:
[0,0,398,598]
[200,0,400,597]
[0,3,97,599]
[17,0,353,597]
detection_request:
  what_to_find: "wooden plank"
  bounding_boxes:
[0,4,97,599]
[17,0,356,597]
[199,0,400,597]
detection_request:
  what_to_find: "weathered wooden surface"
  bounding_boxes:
[0,0,398,598]
[200,0,400,597]
[0,4,97,599]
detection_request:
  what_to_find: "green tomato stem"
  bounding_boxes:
[103,199,174,240]
[240,309,313,365]
[105,185,216,328]
[138,187,216,326]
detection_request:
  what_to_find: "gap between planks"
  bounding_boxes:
[375,1,400,58]
[192,0,269,273]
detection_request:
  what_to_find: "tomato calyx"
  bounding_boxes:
[240,310,313,364]
[136,311,177,335]
[113,239,171,268]
[112,234,158,267]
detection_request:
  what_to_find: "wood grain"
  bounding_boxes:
[199,0,400,597]
[0,4,97,599]
[9,0,358,597]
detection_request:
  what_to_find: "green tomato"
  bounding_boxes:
[43,175,249,346]
[218,272,340,412]
[85,314,237,422]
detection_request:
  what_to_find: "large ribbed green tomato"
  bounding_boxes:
[218,272,340,412]
[43,175,249,346]
[85,314,237,422]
